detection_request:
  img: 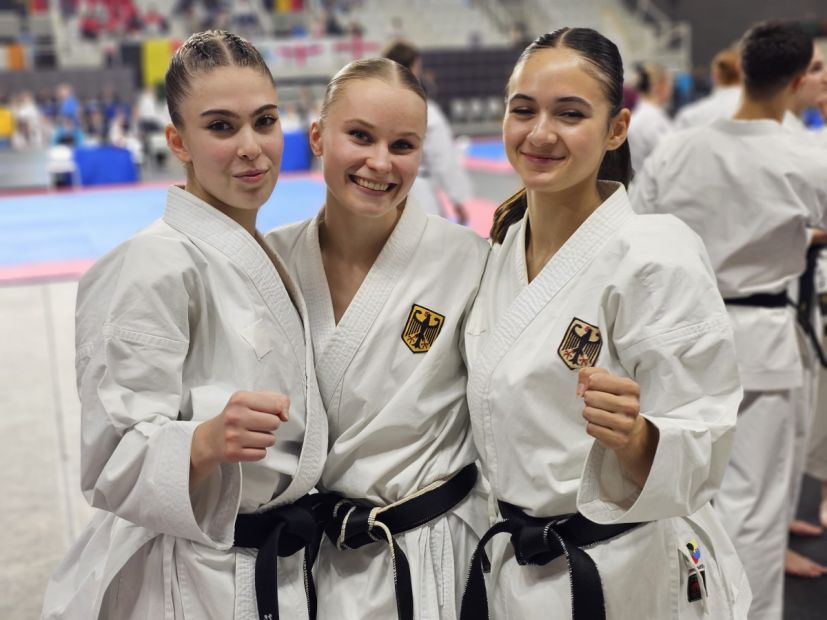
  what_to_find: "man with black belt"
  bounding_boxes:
[631,21,827,620]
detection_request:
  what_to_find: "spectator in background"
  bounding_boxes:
[10,91,47,149]
[322,8,344,35]
[232,0,264,38]
[386,15,405,41]
[384,40,472,224]
[51,115,85,147]
[627,63,673,173]
[143,3,170,35]
[57,83,80,127]
[79,6,104,41]
[101,85,131,129]
[674,48,743,130]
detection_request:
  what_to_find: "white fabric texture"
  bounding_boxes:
[465,183,749,618]
[266,201,490,619]
[42,186,327,620]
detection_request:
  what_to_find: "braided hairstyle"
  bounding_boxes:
[490,27,632,244]
[165,30,274,127]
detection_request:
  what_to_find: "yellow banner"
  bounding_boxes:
[142,39,172,87]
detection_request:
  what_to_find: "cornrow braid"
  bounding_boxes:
[165,30,274,127]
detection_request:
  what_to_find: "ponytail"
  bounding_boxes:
[489,188,528,244]
[599,139,632,187]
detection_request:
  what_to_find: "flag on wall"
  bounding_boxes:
[142,38,174,87]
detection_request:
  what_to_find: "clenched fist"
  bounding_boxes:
[577,367,658,487]
[190,391,290,489]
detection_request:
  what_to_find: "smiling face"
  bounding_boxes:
[503,47,628,199]
[166,65,282,224]
[311,77,426,222]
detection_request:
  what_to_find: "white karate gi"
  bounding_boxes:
[781,112,827,513]
[632,118,827,620]
[266,201,490,619]
[627,98,673,173]
[42,186,327,620]
[673,86,741,130]
[408,99,473,219]
[465,183,750,619]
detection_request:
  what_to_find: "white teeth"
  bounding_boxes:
[354,177,390,191]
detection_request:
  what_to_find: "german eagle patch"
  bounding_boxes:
[557,318,602,370]
[402,304,445,353]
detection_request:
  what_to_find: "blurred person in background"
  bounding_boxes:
[627,62,673,173]
[10,91,47,149]
[632,21,827,618]
[674,48,742,130]
[57,83,80,127]
[781,41,827,579]
[384,40,472,224]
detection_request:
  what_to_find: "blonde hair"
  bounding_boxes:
[319,58,426,125]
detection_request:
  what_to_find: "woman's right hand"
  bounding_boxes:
[189,391,289,490]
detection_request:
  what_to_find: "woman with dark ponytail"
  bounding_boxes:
[461,28,751,619]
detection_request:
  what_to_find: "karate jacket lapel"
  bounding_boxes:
[163,186,325,504]
[300,203,429,406]
[468,184,635,444]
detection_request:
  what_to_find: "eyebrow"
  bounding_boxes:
[344,117,422,139]
[200,104,278,118]
[508,93,592,107]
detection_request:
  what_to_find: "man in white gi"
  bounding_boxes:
[782,41,827,577]
[674,48,742,130]
[631,21,827,620]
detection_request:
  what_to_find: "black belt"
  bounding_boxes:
[723,291,791,307]
[233,495,321,620]
[313,463,478,620]
[796,244,827,367]
[723,250,827,367]
[460,501,644,620]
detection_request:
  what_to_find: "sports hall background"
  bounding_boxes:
[1,1,826,618]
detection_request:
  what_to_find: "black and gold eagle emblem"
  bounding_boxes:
[557,317,602,370]
[402,304,445,353]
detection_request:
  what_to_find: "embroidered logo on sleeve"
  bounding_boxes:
[402,304,445,353]
[557,318,602,370]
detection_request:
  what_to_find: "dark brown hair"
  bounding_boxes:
[739,20,812,99]
[165,30,274,128]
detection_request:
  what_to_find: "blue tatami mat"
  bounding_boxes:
[0,178,325,268]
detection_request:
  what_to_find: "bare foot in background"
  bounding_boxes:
[785,549,827,577]
[790,519,823,537]
[821,480,827,529]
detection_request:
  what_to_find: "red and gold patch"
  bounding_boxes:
[557,317,602,370]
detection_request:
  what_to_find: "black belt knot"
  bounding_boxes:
[460,501,644,620]
[233,495,321,620]
[509,512,572,567]
[325,498,387,550]
[315,463,478,620]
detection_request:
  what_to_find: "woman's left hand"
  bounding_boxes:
[577,367,658,487]
[577,367,642,449]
